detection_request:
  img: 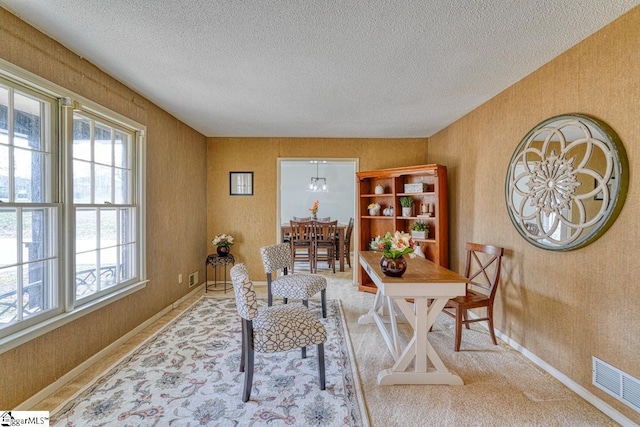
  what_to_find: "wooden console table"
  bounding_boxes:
[358,251,467,385]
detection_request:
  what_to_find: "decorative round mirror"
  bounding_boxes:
[505,114,628,251]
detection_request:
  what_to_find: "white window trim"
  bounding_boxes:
[0,58,147,355]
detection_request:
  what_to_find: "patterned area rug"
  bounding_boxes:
[50,297,368,426]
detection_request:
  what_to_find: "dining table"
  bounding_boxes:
[358,251,468,385]
[280,222,347,272]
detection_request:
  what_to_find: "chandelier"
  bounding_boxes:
[307,161,328,192]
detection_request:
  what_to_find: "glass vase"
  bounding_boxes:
[380,255,407,277]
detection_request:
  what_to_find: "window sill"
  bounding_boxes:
[0,280,148,356]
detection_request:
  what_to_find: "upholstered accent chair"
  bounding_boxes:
[230,263,327,402]
[260,242,327,318]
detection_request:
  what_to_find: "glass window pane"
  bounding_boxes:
[94,164,112,203]
[114,130,128,168]
[0,209,17,267]
[100,247,117,289]
[94,122,112,166]
[119,243,135,282]
[0,148,7,202]
[13,92,41,150]
[73,159,92,203]
[120,208,135,244]
[23,261,46,319]
[14,148,47,203]
[114,169,129,204]
[0,86,8,137]
[0,145,7,202]
[100,209,117,248]
[75,251,97,299]
[73,115,92,161]
[76,209,97,251]
[0,266,18,326]
[23,208,54,260]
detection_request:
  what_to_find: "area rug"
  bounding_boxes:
[50,297,369,426]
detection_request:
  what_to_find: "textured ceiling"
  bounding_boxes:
[1,1,638,138]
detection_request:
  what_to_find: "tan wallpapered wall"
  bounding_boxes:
[429,6,640,423]
[0,9,208,408]
[206,138,428,280]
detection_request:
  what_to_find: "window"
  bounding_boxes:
[72,112,137,303]
[0,62,146,351]
[0,77,59,338]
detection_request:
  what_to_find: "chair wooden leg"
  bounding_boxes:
[321,289,327,318]
[331,249,335,273]
[487,306,498,345]
[311,247,317,273]
[301,346,307,359]
[283,297,288,304]
[242,319,254,402]
[240,321,246,372]
[302,299,308,308]
[455,308,463,352]
[267,280,273,307]
[463,310,470,329]
[318,343,326,390]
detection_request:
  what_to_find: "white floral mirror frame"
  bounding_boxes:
[505,114,628,251]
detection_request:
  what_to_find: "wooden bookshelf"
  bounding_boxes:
[356,164,449,293]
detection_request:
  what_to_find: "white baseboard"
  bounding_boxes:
[469,313,638,427]
[18,283,206,410]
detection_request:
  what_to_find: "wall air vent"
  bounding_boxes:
[593,356,640,413]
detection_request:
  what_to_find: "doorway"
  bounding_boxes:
[277,158,358,278]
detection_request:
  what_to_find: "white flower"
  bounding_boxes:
[212,233,234,246]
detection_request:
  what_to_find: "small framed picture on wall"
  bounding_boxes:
[230,172,253,195]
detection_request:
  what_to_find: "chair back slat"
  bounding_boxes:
[260,243,292,273]
[230,263,259,320]
[464,242,504,298]
[315,220,338,245]
[344,218,354,242]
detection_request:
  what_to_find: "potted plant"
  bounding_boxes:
[400,196,414,217]
[212,233,234,256]
[410,221,429,239]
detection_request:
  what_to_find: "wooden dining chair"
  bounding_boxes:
[341,218,354,268]
[284,217,311,244]
[314,220,338,273]
[441,242,504,351]
[289,220,316,272]
[230,263,326,402]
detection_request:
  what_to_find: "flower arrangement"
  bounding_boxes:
[309,200,319,218]
[372,231,415,259]
[368,202,381,210]
[212,233,234,247]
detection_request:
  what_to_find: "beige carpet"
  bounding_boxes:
[36,265,618,426]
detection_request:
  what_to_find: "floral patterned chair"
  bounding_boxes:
[230,263,327,402]
[260,242,327,318]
